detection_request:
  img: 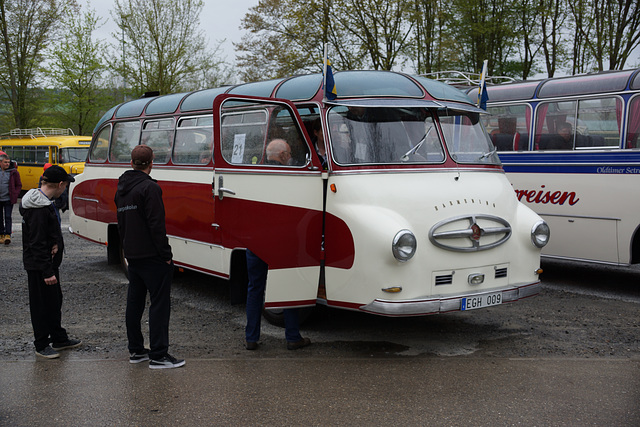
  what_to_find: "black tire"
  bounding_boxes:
[262,306,314,327]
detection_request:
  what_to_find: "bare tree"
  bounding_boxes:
[112,0,227,95]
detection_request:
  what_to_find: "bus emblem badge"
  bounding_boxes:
[471,223,482,241]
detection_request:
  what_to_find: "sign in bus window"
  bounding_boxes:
[221,108,268,165]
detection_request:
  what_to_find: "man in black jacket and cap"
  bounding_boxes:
[20,165,81,359]
[115,144,184,369]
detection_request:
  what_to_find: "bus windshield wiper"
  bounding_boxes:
[402,125,433,161]
[479,147,498,160]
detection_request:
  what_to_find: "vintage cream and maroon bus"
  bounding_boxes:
[70,71,549,317]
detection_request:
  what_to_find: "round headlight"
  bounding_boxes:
[531,220,550,248]
[392,230,417,262]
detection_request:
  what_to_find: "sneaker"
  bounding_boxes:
[130,349,150,364]
[52,339,82,351]
[0,235,5,244]
[36,346,60,359]
[149,354,185,369]
[287,337,311,350]
[245,341,258,350]
[3,234,9,245]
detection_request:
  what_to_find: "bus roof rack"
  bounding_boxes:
[1,127,76,139]
[421,71,516,87]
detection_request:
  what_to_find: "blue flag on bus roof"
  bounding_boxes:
[479,80,489,110]
[324,59,337,101]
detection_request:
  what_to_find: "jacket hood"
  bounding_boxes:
[117,169,153,197]
[21,188,53,209]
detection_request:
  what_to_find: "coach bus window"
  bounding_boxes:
[173,115,213,165]
[90,126,110,162]
[328,106,445,164]
[575,97,621,148]
[110,121,141,163]
[221,109,268,165]
[627,95,640,148]
[439,110,499,165]
[486,104,531,151]
[141,118,174,164]
[534,101,576,150]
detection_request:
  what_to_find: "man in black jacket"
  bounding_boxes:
[115,145,184,369]
[20,165,81,359]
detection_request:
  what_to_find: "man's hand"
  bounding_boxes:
[44,275,58,285]
[51,244,59,256]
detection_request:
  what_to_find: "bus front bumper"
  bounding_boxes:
[359,282,540,316]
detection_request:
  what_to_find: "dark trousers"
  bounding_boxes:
[126,258,173,360]
[0,200,12,235]
[245,250,302,343]
[27,269,68,351]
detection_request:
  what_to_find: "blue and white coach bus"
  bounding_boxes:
[471,68,640,265]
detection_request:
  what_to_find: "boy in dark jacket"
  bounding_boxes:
[20,165,81,359]
[115,144,184,369]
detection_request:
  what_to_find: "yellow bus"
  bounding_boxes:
[0,128,91,191]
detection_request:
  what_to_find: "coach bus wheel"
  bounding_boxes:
[263,307,314,327]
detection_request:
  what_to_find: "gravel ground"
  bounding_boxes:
[1,207,639,361]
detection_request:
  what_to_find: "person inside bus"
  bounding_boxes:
[0,153,22,245]
[244,139,311,351]
[557,122,574,149]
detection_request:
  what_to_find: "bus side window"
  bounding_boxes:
[221,110,268,165]
[173,116,213,165]
[110,121,141,162]
[141,118,174,164]
[90,127,110,162]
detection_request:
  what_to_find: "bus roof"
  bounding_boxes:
[465,68,640,103]
[94,70,480,133]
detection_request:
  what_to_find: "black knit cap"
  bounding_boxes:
[131,144,154,166]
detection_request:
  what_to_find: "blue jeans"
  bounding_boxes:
[245,250,302,343]
[0,200,12,235]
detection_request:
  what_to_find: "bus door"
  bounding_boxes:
[212,95,325,308]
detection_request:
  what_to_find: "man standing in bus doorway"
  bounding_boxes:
[0,153,22,245]
[20,165,81,359]
[244,139,311,351]
[115,144,185,369]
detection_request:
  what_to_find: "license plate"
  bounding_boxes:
[461,292,502,310]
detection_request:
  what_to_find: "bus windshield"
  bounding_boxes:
[438,110,500,165]
[327,106,499,166]
[328,106,445,165]
[60,147,89,163]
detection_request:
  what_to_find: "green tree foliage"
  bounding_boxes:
[236,0,640,80]
[45,7,112,135]
[112,0,227,95]
[0,0,67,129]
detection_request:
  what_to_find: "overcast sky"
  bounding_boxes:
[80,0,258,64]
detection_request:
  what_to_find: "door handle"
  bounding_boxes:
[217,175,236,200]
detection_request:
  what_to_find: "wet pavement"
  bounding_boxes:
[1,355,638,425]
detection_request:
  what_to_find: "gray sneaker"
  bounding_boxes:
[149,354,185,369]
[36,346,60,359]
[130,349,150,364]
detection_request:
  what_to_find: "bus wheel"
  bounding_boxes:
[262,307,314,327]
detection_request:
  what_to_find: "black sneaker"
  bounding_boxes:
[149,354,185,370]
[36,346,60,359]
[130,349,150,364]
[52,339,82,351]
